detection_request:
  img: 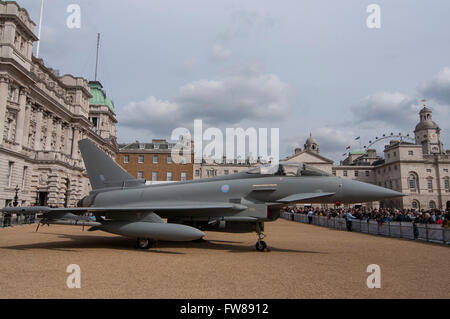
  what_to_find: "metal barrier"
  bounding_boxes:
[281,212,450,245]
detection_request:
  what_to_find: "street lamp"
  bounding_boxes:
[13,185,19,207]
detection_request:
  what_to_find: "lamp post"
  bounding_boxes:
[13,185,19,207]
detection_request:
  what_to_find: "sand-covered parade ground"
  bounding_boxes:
[0,219,448,299]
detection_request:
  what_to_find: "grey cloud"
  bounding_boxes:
[420,67,450,105]
[217,8,276,43]
[350,92,419,129]
[118,73,292,137]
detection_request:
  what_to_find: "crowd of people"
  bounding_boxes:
[281,206,450,228]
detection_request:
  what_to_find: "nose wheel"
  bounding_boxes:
[136,238,156,249]
[255,222,269,252]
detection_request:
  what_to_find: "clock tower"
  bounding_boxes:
[414,101,444,154]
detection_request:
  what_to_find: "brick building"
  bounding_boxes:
[117,139,193,183]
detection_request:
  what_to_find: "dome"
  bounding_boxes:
[415,120,439,132]
[88,81,115,112]
[305,133,318,146]
[419,106,432,114]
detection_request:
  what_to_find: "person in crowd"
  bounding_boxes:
[307,209,314,224]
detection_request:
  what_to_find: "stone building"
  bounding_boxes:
[117,139,193,183]
[286,106,450,210]
[0,1,117,207]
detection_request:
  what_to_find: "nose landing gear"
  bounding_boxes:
[255,222,269,252]
[136,238,156,249]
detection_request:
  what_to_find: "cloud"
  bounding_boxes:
[118,73,292,137]
[211,44,232,60]
[350,91,419,129]
[118,96,181,136]
[217,8,275,42]
[420,67,450,105]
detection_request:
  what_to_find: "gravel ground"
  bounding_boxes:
[0,219,448,299]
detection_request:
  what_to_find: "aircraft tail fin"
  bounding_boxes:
[78,139,143,190]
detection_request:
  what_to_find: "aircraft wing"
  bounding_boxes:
[276,192,335,203]
[1,202,247,215]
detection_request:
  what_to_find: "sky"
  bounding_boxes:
[16,0,450,163]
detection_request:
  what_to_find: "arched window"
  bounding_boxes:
[429,201,436,209]
[409,172,419,191]
[411,200,420,209]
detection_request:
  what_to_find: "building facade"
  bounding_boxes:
[0,1,117,207]
[285,106,450,210]
[117,139,193,183]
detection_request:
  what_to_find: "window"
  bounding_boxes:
[181,172,187,182]
[224,170,229,175]
[167,172,172,181]
[167,156,172,164]
[123,155,129,164]
[389,180,393,189]
[387,153,390,159]
[233,170,238,174]
[409,174,417,190]
[152,172,158,181]
[332,170,336,176]
[7,161,14,187]
[154,144,159,149]
[354,171,358,177]
[343,170,347,177]
[393,152,396,157]
[427,179,433,191]
[21,166,27,189]
[139,143,145,150]
[408,150,413,156]
[153,155,158,164]
[412,200,419,209]
[365,171,369,177]
[91,117,98,128]
[426,168,431,173]
[429,201,436,209]
[445,179,449,191]
[195,170,200,177]
[444,169,448,173]
[137,171,143,179]
[138,155,144,163]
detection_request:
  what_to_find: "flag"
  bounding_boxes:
[355,136,360,140]
[346,146,350,150]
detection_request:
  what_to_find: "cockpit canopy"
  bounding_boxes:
[246,162,330,177]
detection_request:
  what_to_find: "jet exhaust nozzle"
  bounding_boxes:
[95,221,205,241]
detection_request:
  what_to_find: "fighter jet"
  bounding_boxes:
[2,139,404,251]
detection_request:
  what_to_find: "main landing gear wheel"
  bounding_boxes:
[255,240,267,251]
[136,238,154,249]
[255,222,269,252]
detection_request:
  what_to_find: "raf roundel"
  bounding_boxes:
[221,184,230,193]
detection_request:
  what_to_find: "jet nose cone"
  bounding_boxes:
[340,179,405,203]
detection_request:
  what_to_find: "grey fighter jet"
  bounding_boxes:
[2,139,404,251]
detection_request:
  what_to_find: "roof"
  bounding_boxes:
[349,151,366,155]
[415,120,439,132]
[419,106,432,114]
[89,81,115,112]
[305,133,318,145]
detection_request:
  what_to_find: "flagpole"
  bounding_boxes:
[36,0,44,58]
